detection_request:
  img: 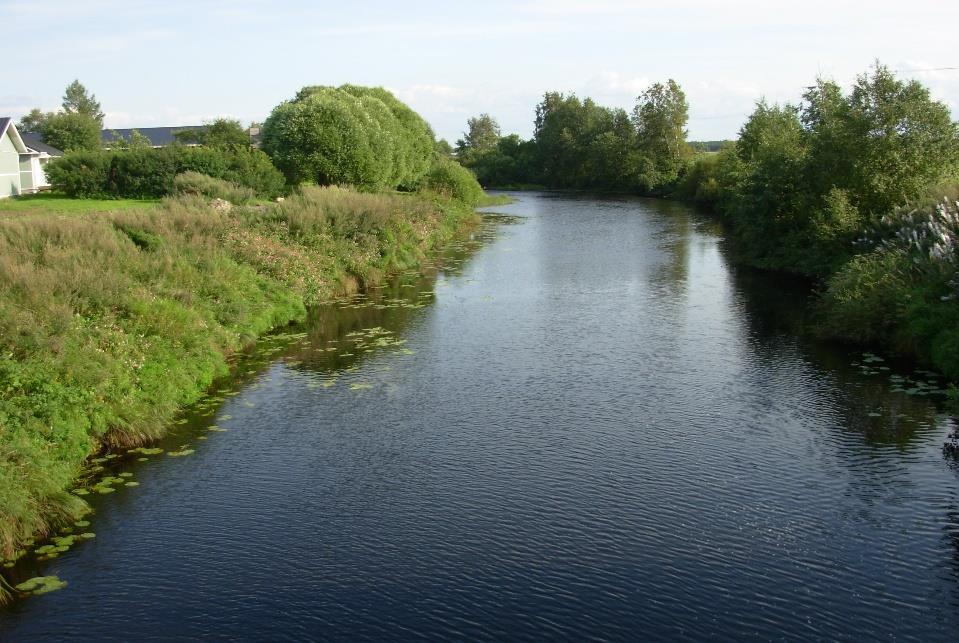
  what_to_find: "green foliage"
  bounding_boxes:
[468,134,538,187]
[18,80,104,150]
[261,85,434,191]
[43,153,113,198]
[683,62,959,277]
[455,114,501,165]
[816,249,913,342]
[108,129,153,151]
[61,80,104,124]
[632,79,691,190]
[17,109,51,133]
[0,186,477,559]
[419,158,484,206]
[221,147,287,198]
[675,146,740,208]
[40,112,102,152]
[46,146,285,199]
[533,92,634,189]
[434,138,454,158]
[174,119,251,148]
[817,187,959,376]
[458,79,688,192]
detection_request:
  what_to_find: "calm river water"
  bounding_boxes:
[2,193,958,640]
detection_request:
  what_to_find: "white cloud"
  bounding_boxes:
[587,71,651,97]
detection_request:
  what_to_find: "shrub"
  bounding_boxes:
[44,151,112,198]
[419,158,484,206]
[46,146,285,199]
[816,249,912,343]
[261,85,434,191]
[221,148,286,198]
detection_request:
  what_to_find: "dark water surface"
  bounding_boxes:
[3,193,958,640]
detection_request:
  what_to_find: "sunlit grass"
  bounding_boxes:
[0,192,159,216]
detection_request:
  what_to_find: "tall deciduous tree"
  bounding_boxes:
[62,79,105,124]
[632,79,690,190]
[18,80,104,151]
[17,108,52,133]
[455,114,501,163]
[843,63,959,215]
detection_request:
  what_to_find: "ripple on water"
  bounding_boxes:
[2,193,958,641]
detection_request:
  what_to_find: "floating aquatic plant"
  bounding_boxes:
[15,576,67,596]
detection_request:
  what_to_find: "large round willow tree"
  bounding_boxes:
[261,85,435,190]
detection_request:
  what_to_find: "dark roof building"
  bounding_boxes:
[101,126,207,147]
[19,132,64,156]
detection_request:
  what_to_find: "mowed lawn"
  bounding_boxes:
[0,193,159,217]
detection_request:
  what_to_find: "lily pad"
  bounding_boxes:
[167,449,195,457]
[15,576,67,595]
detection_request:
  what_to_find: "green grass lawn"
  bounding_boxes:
[0,193,159,216]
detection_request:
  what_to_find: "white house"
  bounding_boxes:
[0,117,62,198]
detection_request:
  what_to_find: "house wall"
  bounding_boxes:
[0,130,21,197]
[19,155,35,191]
[35,156,50,188]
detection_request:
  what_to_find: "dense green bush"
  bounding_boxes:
[419,158,484,206]
[261,85,434,191]
[43,152,113,198]
[46,146,285,199]
[817,191,959,376]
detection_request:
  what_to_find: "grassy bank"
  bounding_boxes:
[0,186,479,562]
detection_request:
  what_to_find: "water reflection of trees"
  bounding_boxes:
[281,217,506,376]
[724,251,950,450]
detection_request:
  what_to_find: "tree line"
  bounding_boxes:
[19,80,484,206]
[452,80,690,193]
[453,63,959,381]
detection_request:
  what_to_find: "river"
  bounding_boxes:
[2,192,958,640]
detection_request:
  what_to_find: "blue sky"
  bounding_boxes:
[3,0,958,142]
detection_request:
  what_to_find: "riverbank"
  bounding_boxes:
[0,186,480,570]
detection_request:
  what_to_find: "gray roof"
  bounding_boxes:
[0,117,11,137]
[101,126,206,147]
[20,131,63,156]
